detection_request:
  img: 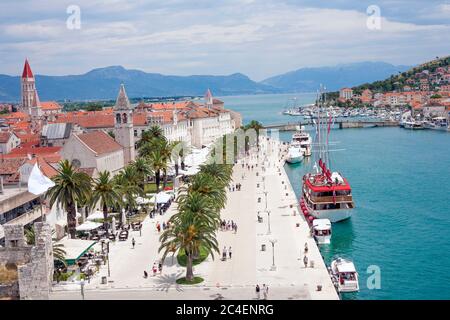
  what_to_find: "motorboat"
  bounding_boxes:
[312,219,331,244]
[329,258,359,293]
[286,142,303,164]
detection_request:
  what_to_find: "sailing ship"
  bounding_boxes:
[300,88,355,223]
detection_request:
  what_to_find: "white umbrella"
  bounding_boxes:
[86,210,104,221]
[121,208,127,224]
[151,192,171,204]
[76,221,102,232]
[136,196,151,205]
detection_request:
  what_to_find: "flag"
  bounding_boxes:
[28,163,55,195]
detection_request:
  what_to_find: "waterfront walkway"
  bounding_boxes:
[50,138,337,300]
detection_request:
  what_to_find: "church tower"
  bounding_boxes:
[114,84,135,164]
[21,59,37,115]
[205,88,213,109]
[30,89,43,132]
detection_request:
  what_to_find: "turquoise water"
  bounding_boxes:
[221,94,450,300]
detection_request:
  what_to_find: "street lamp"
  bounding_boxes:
[263,191,268,210]
[269,239,277,271]
[80,279,85,300]
[107,240,110,277]
[266,210,271,235]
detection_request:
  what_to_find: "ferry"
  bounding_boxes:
[329,258,359,293]
[312,219,331,244]
[301,160,355,222]
[292,126,312,157]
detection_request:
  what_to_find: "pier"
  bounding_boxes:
[264,120,399,131]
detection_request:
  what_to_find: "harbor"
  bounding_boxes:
[50,137,338,300]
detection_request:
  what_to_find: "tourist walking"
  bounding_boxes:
[265,285,269,299]
[229,246,232,259]
[255,284,260,299]
[158,262,163,274]
[304,242,308,254]
[303,255,308,268]
[222,246,227,261]
[152,263,158,276]
[132,237,135,249]
[143,270,148,278]
[262,284,267,300]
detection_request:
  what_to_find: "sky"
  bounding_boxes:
[0,0,449,80]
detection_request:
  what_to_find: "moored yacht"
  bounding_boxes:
[286,142,303,164]
[312,219,331,244]
[292,126,312,157]
[329,258,359,293]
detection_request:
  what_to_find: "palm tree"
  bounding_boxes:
[131,158,152,190]
[198,163,233,188]
[159,192,219,281]
[147,148,167,192]
[113,167,142,221]
[47,160,92,239]
[137,125,166,151]
[91,171,122,234]
[179,172,227,214]
[244,120,263,148]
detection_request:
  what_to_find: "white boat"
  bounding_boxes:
[312,219,331,244]
[329,258,359,293]
[286,143,303,163]
[403,120,424,130]
[292,126,312,157]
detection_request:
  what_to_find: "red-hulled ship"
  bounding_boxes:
[301,158,354,222]
[300,88,355,223]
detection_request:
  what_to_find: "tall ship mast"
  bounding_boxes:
[300,86,355,223]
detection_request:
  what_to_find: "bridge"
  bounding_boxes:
[263,120,399,131]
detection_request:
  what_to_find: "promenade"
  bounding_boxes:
[50,138,338,300]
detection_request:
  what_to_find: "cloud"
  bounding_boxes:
[0,0,448,80]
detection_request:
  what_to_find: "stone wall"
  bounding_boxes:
[0,223,53,300]
[18,222,53,300]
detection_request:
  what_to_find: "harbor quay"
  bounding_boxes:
[49,137,338,300]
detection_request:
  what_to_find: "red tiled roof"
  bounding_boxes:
[9,146,61,156]
[76,131,123,155]
[26,157,58,178]
[0,157,26,175]
[22,59,34,78]
[40,101,62,111]
[0,131,12,143]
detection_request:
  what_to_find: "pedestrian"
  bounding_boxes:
[304,242,308,254]
[156,223,161,233]
[152,263,158,276]
[303,255,308,268]
[222,246,227,261]
[162,221,166,230]
[143,270,148,278]
[232,186,235,192]
[158,262,163,274]
[229,246,232,259]
[265,285,269,299]
[132,237,136,249]
[234,224,238,233]
[262,284,267,300]
[255,284,260,299]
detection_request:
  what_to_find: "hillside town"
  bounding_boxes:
[337,64,450,123]
[0,59,241,247]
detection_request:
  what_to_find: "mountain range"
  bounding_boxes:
[0,62,411,102]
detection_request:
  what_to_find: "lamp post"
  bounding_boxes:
[80,279,85,300]
[266,210,271,235]
[263,191,268,210]
[269,239,277,271]
[107,240,110,277]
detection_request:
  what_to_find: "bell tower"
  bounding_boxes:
[21,59,36,115]
[114,84,135,164]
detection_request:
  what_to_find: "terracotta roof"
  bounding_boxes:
[26,156,59,178]
[0,131,12,143]
[40,101,62,110]
[0,157,26,175]
[9,146,61,156]
[76,131,123,155]
[22,59,34,78]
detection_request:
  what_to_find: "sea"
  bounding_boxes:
[219,93,450,300]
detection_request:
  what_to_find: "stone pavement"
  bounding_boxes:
[50,138,338,300]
